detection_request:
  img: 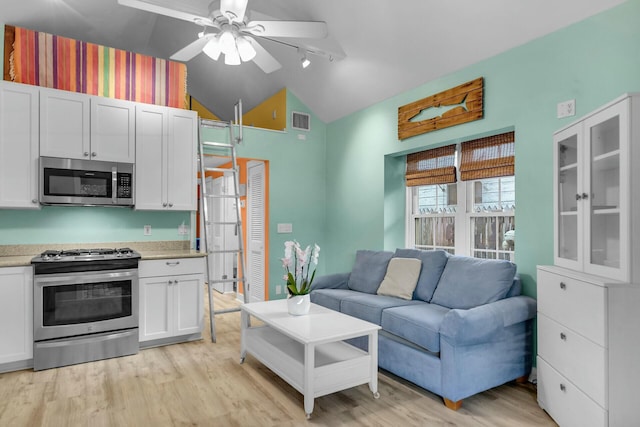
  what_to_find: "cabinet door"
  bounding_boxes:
[167,109,197,210]
[553,124,584,271]
[0,82,40,209]
[173,274,204,336]
[139,277,173,341]
[40,88,90,159]
[0,267,33,364]
[135,104,167,210]
[91,97,135,163]
[583,99,628,281]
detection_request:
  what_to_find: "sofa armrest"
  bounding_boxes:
[439,296,536,346]
[310,272,351,290]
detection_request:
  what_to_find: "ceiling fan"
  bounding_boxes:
[117,0,334,73]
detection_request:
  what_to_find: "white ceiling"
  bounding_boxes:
[1,0,626,122]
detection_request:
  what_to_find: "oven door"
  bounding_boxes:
[34,269,138,341]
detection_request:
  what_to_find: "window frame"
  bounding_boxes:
[406,148,515,260]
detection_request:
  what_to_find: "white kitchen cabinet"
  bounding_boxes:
[135,104,197,211]
[0,266,33,369]
[40,87,135,163]
[537,265,640,427]
[139,257,204,344]
[90,96,135,162]
[553,94,640,282]
[0,81,40,209]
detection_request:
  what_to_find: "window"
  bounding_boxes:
[406,132,515,260]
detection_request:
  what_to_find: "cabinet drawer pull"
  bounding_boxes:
[83,152,89,157]
[174,280,178,284]
[166,261,180,266]
[560,332,567,341]
[560,383,566,392]
[168,280,173,285]
[559,282,567,290]
[92,152,97,157]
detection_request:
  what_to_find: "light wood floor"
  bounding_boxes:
[0,289,556,426]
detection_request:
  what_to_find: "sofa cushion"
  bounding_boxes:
[347,250,393,294]
[310,289,364,312]
[381,303,451,353]
[394,248,449,302]
[376,257,422,300]
[430,256,517,309]
[340,294,422,325]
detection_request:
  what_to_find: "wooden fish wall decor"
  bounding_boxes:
[398,77,484,140]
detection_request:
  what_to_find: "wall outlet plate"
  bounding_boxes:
[144,225,152,236]
[557,99,576,118]
[277,223,293,233]
[276,285,282,295]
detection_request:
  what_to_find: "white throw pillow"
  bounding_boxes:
[376,257,422,300]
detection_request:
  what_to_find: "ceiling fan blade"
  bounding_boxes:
[220,0,248,23]
[244,20,328,39]
[117,0,213,26]
[170,35,213,62]
[247,38,281,74]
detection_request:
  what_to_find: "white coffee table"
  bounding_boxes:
[240,299,381,418]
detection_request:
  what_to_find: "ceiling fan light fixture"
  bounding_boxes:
[224,48,242,66]
[236,36,256,62]
[203,36,222,61]
[219,30,236,55]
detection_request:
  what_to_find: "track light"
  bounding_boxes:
[298,48,310,69]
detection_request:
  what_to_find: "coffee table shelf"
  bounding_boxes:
[240,300,380,418]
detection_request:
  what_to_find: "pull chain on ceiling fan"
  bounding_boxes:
[117,0,342,73]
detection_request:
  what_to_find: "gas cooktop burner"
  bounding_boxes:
[32,247,140,262]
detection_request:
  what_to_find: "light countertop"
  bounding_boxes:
[0,241,205,268]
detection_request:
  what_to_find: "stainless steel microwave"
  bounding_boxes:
[39,157,134,206]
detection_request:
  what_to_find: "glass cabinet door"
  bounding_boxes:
[583,99,628,280]
[554,126,583,270]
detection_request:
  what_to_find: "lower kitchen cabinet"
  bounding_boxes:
[0,266,33,370]
[139,257,205,345]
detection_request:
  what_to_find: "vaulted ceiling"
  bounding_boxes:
[1,0,626,122]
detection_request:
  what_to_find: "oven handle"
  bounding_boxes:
[34,268,138,286]
[112,166,118,204]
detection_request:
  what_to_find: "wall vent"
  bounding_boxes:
[291,111,311,131]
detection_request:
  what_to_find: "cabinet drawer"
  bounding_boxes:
[537,269,606,346]
[139,257,205,278]
[538,313,606,407]
[537,357,607,427]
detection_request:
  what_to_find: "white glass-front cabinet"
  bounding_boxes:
[0,82,40,209]
[135,104,197,211]
[554,94,636,282]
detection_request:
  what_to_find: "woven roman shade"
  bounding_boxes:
[459,132,515,181]
[406,145,457,187]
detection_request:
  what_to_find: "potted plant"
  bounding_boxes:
[282,240,320,315]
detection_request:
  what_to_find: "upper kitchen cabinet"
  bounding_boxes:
[0,82,40,209]
[90,96,135,163]
[135,104,197,211]
[40,87,135,163]
[553,94,640,282]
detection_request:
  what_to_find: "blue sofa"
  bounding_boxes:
[310,249,536,410]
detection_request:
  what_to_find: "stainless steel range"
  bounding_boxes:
[31,248,141,371]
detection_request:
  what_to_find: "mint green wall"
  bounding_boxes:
[200,89,327,300]
[0,207,190,244]
[325,0,640,298]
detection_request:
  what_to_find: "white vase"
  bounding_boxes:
[287,294,311,315]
